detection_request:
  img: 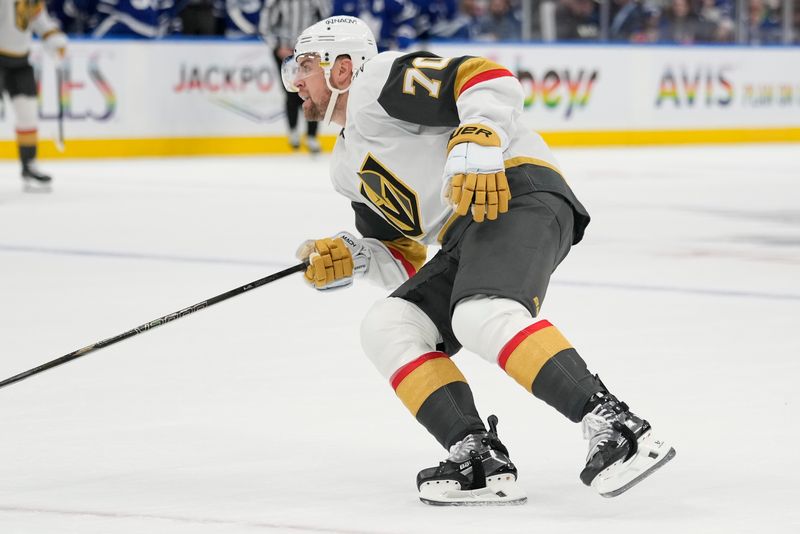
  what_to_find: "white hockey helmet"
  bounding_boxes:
[296,16,378,73]
[281,16,378,94]
[281,16,378,125]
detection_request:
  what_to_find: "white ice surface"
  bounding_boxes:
[0,145,798,534]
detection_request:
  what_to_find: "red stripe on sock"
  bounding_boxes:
[458,69,515,97]
[15,128,37,134]
[497,320,553,370]
[387,247,416,277]
[390,351,448,390]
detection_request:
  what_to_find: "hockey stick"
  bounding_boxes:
[54,64,65,153]
[0,262,307,391]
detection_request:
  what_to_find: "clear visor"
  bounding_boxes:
[280,53,322,93]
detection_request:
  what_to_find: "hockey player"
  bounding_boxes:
[287,16,675,505]
[0,0,67,190]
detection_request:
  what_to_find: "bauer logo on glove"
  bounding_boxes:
[448,125,498,147]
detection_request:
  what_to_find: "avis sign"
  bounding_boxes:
[655,66,734,108]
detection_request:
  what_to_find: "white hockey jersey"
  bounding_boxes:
[0,0,61,57]
[331,50,566,247]
[328,50,590,291]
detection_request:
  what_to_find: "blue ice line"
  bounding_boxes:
[554,279,800,302]
[2,243,798,302]
[0,243,279,269]
[0,505,375,534]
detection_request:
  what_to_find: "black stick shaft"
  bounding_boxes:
[0,262,306,391]
[56,66,64,151]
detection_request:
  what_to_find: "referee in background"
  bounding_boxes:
[260,0,332,154]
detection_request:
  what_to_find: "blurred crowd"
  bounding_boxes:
[547,0,795,44]
[46,0,800,44]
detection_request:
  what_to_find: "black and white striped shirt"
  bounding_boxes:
[259,0,332,48]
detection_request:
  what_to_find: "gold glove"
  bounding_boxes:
[449,170,511,222]
[301,237,354,289]
[445,124,511,222]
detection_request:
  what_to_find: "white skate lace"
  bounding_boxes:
[447,434,486,463]
[582,405,623,461]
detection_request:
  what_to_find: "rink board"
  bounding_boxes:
[1,40,799,158]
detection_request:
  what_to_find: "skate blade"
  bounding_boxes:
[22,180,52,193]
[592,432,676,498]
[419,474,527,506]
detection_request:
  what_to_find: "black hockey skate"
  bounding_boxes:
[416,415,526,506]
[580,392,676,497]
[22,163,53,192]
[288,131,301,150]
[306,136,321,155]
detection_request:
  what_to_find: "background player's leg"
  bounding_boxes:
[306,116,320,154]
[274,49,301,150]
[9,65,51,190]
[285,91,301,149]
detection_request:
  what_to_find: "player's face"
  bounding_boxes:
[293,54,331,122]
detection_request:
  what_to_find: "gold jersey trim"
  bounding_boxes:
[454,58,508,98]
[383,237,427,273]
[504,156,564,177]
[0,48,29,58]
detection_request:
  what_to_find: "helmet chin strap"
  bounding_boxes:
[322,66,351,126]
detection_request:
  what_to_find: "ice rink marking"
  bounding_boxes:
[0,505,383,534]
[3,243,797,302]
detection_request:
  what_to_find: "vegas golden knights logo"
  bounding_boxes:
[358,153,423,238]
